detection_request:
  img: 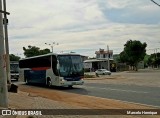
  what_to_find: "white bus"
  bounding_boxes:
[19,53,84,88]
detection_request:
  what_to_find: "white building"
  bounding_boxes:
[84,49,114,71]
[95,48,113,60]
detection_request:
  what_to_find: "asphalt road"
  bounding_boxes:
[13,81,160,108]
[70,83,160,108]
[62,69,160,108]
[13,69,160,108]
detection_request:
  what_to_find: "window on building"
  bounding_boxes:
[96,54,100,58]
[100,54,103,58]
[108,54,110,58]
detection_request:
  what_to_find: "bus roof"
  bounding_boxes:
[20,53,81,61]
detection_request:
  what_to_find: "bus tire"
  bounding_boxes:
[68,85,73,88]
[25,78,29,85]
[47,78,52,87]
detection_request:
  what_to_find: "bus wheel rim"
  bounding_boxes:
[48,80,51,87]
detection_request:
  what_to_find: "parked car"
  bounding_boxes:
[95,69,111,75]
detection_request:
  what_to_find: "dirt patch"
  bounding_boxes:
[84,75,126,80]
[19,85,154,109]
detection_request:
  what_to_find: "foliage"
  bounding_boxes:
[113,54,120,63]
[155,57,160,66]
[147,53,160,67]
[119,51,129,63]
[143,54,150,67]
[23,45,51,57]
[9,54,20,61]
[119,40,147,71]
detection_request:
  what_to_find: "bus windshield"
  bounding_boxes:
[58,55,84,77]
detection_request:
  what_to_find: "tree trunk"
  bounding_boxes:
[135,64,138,71]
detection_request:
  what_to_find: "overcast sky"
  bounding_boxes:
[6,0,160,57]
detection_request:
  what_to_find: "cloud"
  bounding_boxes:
[100,0,160,24]
[6,0,160,57]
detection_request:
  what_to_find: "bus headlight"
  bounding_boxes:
[60,78,65,81]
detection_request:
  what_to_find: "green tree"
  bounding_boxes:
[147,53,160,67]
[9,54,20,61]
[119,40,147,71]
[23,45,50,57]
[119,51,129,63]
[143,54,150,67]
[113,54,120,63]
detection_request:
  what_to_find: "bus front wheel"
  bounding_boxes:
[68,85,73,88]
[47,78,52,87]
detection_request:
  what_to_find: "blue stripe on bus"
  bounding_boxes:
[24,70,46,84]
[64,77,81,81]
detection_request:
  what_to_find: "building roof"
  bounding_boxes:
[95,48,113,54]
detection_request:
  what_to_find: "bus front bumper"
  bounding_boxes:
[60,79,84,86]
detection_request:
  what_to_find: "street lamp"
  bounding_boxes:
[107,45,110,71]
[45,42,59,53]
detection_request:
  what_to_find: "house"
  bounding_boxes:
[84,48,115,71]
[95,48,113,59]
[81,55,89,62]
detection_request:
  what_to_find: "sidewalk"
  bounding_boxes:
[1,86,159,118]
[0,91,108,118]
[1,91,159,118]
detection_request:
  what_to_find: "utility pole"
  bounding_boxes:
[148,48,159,58]
[3,0,11,84]
[107,45,110,71]
[0,0,8,108]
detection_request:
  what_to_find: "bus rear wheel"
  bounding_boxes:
[25,78,29,85]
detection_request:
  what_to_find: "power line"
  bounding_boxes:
[151,0,160,7]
